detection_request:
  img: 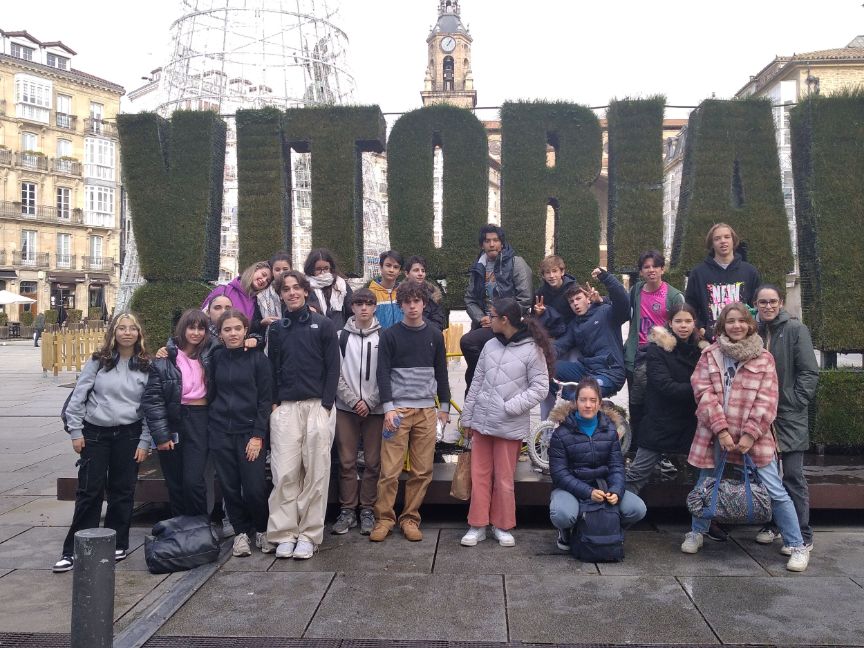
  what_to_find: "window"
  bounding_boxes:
[21,182,36,215]
[56,187,71,219]
[19,281,37,314]
[56,233,71,267]
[89,236,104,268]
[15,75,51,124]
[84,138,115,180]
[21,132,38,152]
[89,102,104,134]
[56,94,73,129]
[11,43,34,61]
[57,139,72,158]
[46,53,69,70]
[89,285,104,309]
[85,186,114,227]
[21,230,37,263]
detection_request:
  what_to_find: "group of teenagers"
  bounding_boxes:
[53,221,818,574]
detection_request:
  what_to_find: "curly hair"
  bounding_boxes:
[93,313,150,372]
[396,280,428,305]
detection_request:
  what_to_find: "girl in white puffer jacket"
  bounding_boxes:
[460,297,553,547]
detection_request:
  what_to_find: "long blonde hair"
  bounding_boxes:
[239,261,272,296]
[93,313,150,372]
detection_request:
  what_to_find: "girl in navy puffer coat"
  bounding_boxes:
[548,377,646,551]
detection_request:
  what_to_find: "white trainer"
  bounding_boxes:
[680,531,704,554]
[460,526,487,547]
[786,546,810,572]
[491,527,516,547]
[755,526,781,544]
[293,539,316,560]
[275,540,297,559]
[232,533,252,557]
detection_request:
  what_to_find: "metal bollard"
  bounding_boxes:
[71,528,116,648]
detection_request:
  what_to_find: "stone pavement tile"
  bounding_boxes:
[0,497,73,526]
[159,571,334,637]
[221,550,276,572]
[434,528,598,575]
[733,531,864,577]
[2,470,75,496]
[507,574,717,645]
[681,576,864,645]
[269,528,438,574]
[0,451,78,474]
[114,572,186,634]
[0,470,53,494]
[0,496,38,516]
[0,525,70,568]
[0,525,30,544]
[0,568,169,633]
[0,568,11,578]
[0,435,68,455]
[305,573,507,641]
[596,530,769,576]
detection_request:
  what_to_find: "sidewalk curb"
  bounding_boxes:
[113,541,232,648]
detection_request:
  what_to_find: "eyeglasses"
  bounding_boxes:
[756,299,780,307]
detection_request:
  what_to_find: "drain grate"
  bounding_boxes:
[0,633,70,647]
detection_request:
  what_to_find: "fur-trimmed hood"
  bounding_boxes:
[548,399,624,426]
[649,326,709,353]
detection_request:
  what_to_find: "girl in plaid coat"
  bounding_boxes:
[681,303,809,572]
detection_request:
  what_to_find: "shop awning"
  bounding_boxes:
[47,272,86,283]
[0,270,18,280]
[87,274,111,284]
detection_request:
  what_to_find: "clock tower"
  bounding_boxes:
[420,0,477,108]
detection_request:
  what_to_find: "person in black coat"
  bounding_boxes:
[548,377,646,551]
[144,309,214,517]
[626,304,705,495]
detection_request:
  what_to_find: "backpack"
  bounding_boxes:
[339,329,350,356]
[570,501,625,563]
[61,371,97,434]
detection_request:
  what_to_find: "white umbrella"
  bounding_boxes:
[0,290,36,306]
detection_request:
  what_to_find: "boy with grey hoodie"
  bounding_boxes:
[331,288,384,535]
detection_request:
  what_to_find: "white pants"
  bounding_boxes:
[267,399,335,545]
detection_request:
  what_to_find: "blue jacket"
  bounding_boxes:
[553,271,630,389]
[535,273,577,338]
[549,407,626,501]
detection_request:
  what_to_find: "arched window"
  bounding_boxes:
[443,56,454,91]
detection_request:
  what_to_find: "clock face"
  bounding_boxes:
[441,36,456,53]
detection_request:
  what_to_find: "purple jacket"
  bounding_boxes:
[202,278,255,320]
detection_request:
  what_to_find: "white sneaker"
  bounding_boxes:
[232,533,252,557]
[293,539,316,560]
[681,532,704,554]
[460,526,487,547]
[256,532,275,554]
[786,546,810,572]
[755,526,781,544]
[781,541,813,557]
[275,540,296,559]
[491,527,515,547]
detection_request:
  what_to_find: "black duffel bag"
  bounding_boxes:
[144,515,220,574]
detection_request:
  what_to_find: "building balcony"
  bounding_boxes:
[0,201,85,225]
[53,158,82,176]
[0,148,12,166]
[0,250,6,265]
[83,211,114,228]
[17,152,49,172]
[84,118,118,139]
[82,256,114,271]
[55,113,78,131]
[55,254,76,270]
[12,251,50,268]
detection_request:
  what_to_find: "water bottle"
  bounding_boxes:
[384,415,401,440]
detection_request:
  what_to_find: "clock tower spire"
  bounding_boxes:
[421,0,477,108]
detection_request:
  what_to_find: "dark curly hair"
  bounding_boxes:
[396,280,428,305]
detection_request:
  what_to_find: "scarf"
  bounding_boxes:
[256,286,282,320]
[716,332,763,363]
[309,274,347,315]
[575,413,598,437]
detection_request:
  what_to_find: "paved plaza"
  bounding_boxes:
[0,339,862,646]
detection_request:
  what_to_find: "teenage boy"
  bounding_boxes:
[461,224,533,390]
[685,222,761,341]
[554,267,630,398]
[369,250,404,329]
[370,281,451,543]
[532,254,576,339]
[623,250,684,447]
[266,270,340,560]
[332,288,383,536]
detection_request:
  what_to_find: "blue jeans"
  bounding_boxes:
[549,488,646,530]
[690,459,803,548]
[553,359,620,398]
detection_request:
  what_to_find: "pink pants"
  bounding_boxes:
[467,433,522,530]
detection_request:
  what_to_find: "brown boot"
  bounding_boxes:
[369,523,391,542]
[401,520,423,542]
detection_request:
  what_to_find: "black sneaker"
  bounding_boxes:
[556,529,571,551]
[53,555,74,573]
[706,521,728,542]
[114,549,127,562]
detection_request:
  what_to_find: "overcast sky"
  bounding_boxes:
[3,0,862,119]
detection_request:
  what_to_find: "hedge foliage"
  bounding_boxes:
[387,105,488,310]
[811,370,864,448]
[670,99,793,289]
[791,94,864,352]
[500,101,602,281]
[236,108,290,270]
[606,97,666,273]
[129,281,213,348]
[117,111,226,282]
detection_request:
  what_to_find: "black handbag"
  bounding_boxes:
[144,515,220,574]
